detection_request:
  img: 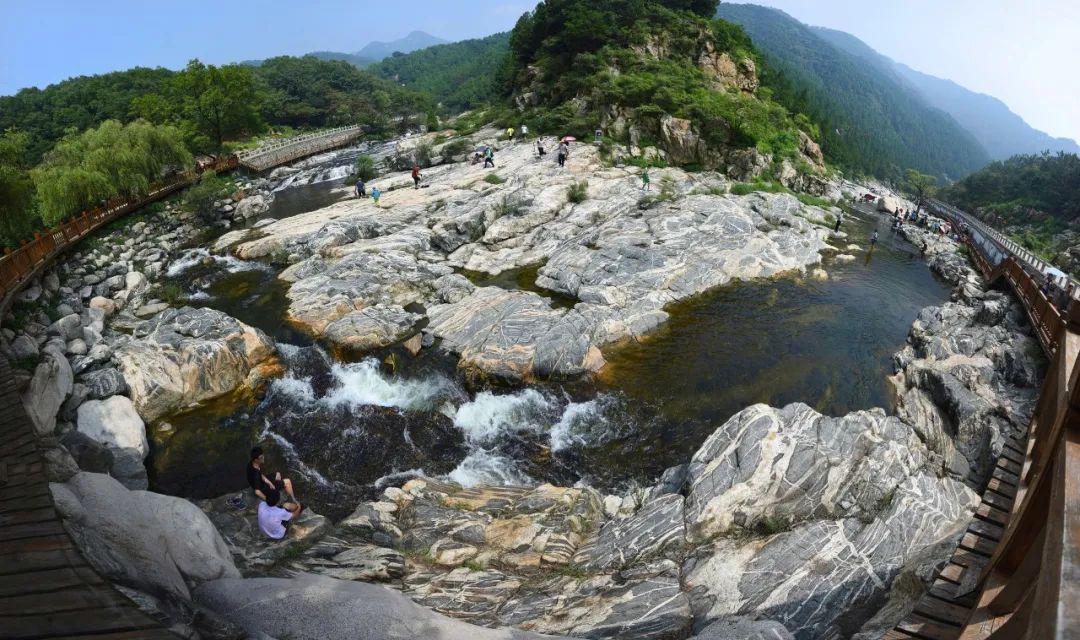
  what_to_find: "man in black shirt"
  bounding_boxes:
[246,446,299,505]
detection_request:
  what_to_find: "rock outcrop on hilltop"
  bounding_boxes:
[215,135,833,382]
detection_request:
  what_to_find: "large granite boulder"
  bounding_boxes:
[684,403,933,542]
[194,573,564,640]
[76,395,148,489]
[50,473,240,611]
[21,345,72,436]
[114,306,278,422]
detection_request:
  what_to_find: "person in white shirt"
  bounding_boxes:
[257,489,300,540]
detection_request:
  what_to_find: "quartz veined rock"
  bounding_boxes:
[224,139,830,381]
[113,306,278,422]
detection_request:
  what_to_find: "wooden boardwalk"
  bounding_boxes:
[0,355,177,639]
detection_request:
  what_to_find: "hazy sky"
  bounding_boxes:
[2,0,1077,143]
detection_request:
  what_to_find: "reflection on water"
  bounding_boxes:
[589,212,951,481]
[459,263,578,309]
[149,203,952,514]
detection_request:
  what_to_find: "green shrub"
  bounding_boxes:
[796,193,832,208]
[183,171,233,220]
[153,283,184,305]
[567,180,589,203]
[354,155,378,181]
[386,142,434,171]
[484,174,506,185]
[439,138,471,161]
[493,195,524,217]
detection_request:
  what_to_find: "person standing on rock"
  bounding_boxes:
[371,186,381,206]
[870,230,879,248]
[834,211,844,232]
[247,446,299,505]
[484,147,495,168]
[641,167,651,191]
[258,489,301,540]
[355,178,366,198]
[411,164,422,189]
[536,138,546,159]
[520,124,528,138]
[506,126,515,141]
[557,140,569,168]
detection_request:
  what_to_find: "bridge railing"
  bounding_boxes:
[236,125,363,171]
[923,197,1080,637]
[0,156,237,312]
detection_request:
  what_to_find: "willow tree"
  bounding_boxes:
[905,168,937,213]
[0,128,37,248]
[32,119,191,225]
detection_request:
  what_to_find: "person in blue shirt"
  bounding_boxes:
[371,186,381,206]
[355,178,366,198]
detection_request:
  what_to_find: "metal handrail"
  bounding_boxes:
[235,125,363,160]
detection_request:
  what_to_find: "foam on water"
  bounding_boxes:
[373,468,428,488]
[322,358,457,412]
[448,449,533,487]
[166,248,271,277]
[269,375,317,405]
[550,399,607,451]
[452,389,555,444]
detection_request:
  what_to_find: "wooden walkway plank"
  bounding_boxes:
[0,355,179,640]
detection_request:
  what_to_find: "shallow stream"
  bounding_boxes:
[146,153,952,519]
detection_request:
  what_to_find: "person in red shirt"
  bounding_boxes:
[412,164,422,189]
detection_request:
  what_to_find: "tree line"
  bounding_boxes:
[0,55,432,249]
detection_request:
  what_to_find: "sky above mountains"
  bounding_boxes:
[741,0,1080,145]
[2,0,1076,144]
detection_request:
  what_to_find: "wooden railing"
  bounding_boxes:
[236,125,363,171]
[0,126,362,316]
[930,202,1080,638]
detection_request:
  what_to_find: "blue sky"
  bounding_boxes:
[3,0,1077,143]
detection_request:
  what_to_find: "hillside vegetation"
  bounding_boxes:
[940,153,1080,263]
[501,0,821,170]
[369,33,510,112]
[715,3,989,181]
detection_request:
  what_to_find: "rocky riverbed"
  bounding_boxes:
[1,128,1045,639]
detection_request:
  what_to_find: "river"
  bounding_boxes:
[145,150,953,519]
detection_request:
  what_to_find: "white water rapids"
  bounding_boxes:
[266,344,621,487]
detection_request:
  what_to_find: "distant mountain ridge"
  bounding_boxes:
[716,3,989,180]
[810,26,1080,160]
[356,30,448,61]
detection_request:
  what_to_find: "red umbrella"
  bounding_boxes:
[561,136,577,142]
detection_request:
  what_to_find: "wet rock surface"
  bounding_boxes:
[224,132,831,381]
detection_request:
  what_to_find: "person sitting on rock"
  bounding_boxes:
[247,446,298,505]
[257,488,301,540]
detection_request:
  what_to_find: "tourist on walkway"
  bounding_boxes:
[258,489,301,540]
[371,186,381,205]
[247,446,298,504]
[641,167,651,191]
[834,212,844,232]
[411,164,422,189]
[557,141,569,168]
[355,178,366,198]
[484,147,495,168]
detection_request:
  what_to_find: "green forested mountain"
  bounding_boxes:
[941,153,1080,224]
[0,67,177,161]
[0,57,425,161]
[715,3,989,180]
[810,26,1080,161]
[368,33,511,112]
[500,0,816,162]
[939,152,1080,268]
